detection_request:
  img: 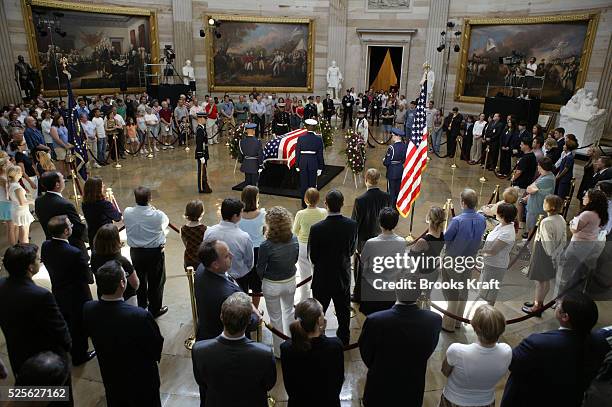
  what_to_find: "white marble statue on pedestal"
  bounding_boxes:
[182,60,195,86]
[420,61,435,101]
[559,88,606,148]
[327,61,343,100]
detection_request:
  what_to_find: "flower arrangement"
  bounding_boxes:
[344,128,366,174]
[227,123,246,160]
[317,118,334,149]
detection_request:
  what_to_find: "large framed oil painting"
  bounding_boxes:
[22,0,158,96]
[207,15,314,92]
[454,14,599,111]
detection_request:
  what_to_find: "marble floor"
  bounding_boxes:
[1,125,610,407]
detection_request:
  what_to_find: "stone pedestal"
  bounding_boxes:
[559,113,606,148]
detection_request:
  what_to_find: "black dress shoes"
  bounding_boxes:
[153,306,169,318]
[73,350,96,366]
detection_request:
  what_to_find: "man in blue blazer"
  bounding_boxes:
[194,240,260,341]
[83,260,164,407]
[358,275,441,407]
[41,215,95,366]
[192,292,276,407]
[502,292,605,407]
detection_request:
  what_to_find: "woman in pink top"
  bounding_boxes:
[556,189,608,296]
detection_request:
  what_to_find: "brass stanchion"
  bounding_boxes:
[479,146,489,183]
[184,266,198,350]
[451,136,459,169]
[69,166,81,209]
[443,198,452,232]
[112,136,122,168]
[256,317,263,343]
[184,127,190,152]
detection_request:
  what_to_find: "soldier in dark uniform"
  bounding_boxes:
[195,112,212,193]
[361,93,371,115]
[303,96,318,121]
[341,90,354,129]
[323,94,335,123]
[370,92,382,126]
[272,102,290,135]
[383,128,408,207]
[295,119,325,208]
[239,123,263,186]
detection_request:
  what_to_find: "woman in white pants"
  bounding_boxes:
[292,188,327,300]
[257,206,299,358]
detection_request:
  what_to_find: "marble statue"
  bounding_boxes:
[559,88,606,148]
[326,61,343,99]
[182,60,195,86]
[420,61,435,101]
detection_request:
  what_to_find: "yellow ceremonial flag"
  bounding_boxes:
[371,49,398,91]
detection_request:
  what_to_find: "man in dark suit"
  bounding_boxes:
[295,119,325,208]
[341,89,354,129]
[195,240,260,341]
[351,168,390,301]
[501,292,603,407]
[0,244,72,379]
[358,276,442,407]
[309,189,358,345]
[41,215,95,366]
[323,93,335,123]
[35,171,88,254]
[192,292,276,407]
[83,260,164,407]
[444,107,463,158]
[483,113,504,171]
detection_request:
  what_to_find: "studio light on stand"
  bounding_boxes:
[35,11,67,101]
[436,21,461,112]
[200,18,221,38]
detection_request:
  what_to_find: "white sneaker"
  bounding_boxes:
[142,148,148,154]
[169,145,175,149]
[162,146,167,150]
[93,163,102,168]
[154,146,160,152]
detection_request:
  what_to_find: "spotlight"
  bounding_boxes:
[454,44,460,52]
[455,31,462,36]
[446,21,455,28]
[208,18,215,26]
[215,21,221,28]
[214,30,221,39]
[436,44,445,52]
[440,31,446,36]
[199,29,206,37]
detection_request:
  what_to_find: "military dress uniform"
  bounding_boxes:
[195,113,212,193]
[341,93,355,129]
[383,129,408,206]
[323,97,335,122]
[239,123,264,186]
[272,108,290,135]
[295,120,325,207]
[303,102,318,121]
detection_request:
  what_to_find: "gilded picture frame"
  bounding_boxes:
[454,14,599,111]
[22,0,159,97]
[206,15,314,93]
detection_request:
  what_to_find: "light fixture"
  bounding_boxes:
[208,18,215,26]
[436,44,445,52]
[199,29,206,37]
[454,44,460,52]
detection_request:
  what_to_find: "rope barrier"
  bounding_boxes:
[263,321,359,351]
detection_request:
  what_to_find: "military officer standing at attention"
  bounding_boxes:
[342,89,355,129]
[239,123,263,186]
[272,102,290,135]
[304,96,318,121]
[383,128,408,207]
[195,112,212,193]
[323,94,335,123]
[355,108,374,149]
[295,118,325,208]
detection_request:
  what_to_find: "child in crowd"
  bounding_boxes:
[180,200,206,270]
[7,165,34,244]
[125,117,139,153]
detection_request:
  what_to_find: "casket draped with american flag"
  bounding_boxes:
[262,128,308,168]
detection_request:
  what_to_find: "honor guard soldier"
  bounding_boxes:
[323,94,335,122]
[195,112,212,193]
[272,102,290,135]
[239,123,263,186]
[295,118,325,208]
[383,128,407,207]
[304,96,318,120]
[370,92,382,126]
[355,108,374,148]
[341,89,355,129]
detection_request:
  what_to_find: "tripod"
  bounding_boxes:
[161,59,184,85]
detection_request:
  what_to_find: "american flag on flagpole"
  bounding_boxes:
[396,80,428,217]
[262,128,308,168]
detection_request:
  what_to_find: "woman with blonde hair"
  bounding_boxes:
[7,165,34,244]
[0,153,15,245]
[280,298,344,406]
[292,187,327,299]
[257,206,299,358]
[480,187,518,217]
[440,305,511,407]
